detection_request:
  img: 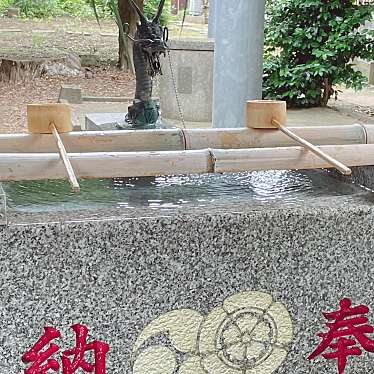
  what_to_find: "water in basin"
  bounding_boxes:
[2,169,367,214]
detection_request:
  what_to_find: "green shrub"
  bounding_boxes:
[58,0,95,17]
[13,0,63,17]
[2,0,171,21]
[263,0,374,107]
[0,0,15,14]
[86,0,111,18]
[99,0,172,24]
[0,0,106,18]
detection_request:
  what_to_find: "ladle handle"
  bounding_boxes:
[272,119,352,176]
[50,123,81,192]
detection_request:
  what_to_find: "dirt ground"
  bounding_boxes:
[329,86,374,123]
[0,16,208,133]
[0,17,119,63]
[0,17,135,133]
[0,66,135,133]
[0,16,372,133]
[0,17,207,61]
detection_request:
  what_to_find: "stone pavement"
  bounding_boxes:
[71,101,131,129]
[72,101,369,130]
[329,85,374,123]
[337,85,374,107]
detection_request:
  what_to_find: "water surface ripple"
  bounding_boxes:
[2,170,365,213]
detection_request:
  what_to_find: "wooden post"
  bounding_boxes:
[246,100,352,175]
[27,104,81,192]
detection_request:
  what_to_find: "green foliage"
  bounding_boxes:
[0,0,108,18]
[87,0,111,18]
[0,0,170,20]
[58,0,99,17]
[94,0,172,25]
[0,0,14,14]
[263,0,374,107]
[11,0,62,17]
[144,0,171,25]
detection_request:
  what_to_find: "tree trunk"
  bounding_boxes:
[321,77,333,107]
[0,55,80,83]
[118,0,144,73]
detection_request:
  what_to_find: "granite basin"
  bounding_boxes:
[1,169,374,373]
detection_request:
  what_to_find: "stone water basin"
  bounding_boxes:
[1,169,368,222]
[1,169,374,373]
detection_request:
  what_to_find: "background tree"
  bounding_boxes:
[118,0,144,71]
[118,0,170,71]
[263,0,374,107]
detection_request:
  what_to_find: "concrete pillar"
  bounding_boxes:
[208,0,216,39]
[212,0,266,128]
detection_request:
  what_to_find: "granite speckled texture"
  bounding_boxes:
[330,166,374,194]
[1,195,374,373]
[0,185,6,226]
[349,166,374,191]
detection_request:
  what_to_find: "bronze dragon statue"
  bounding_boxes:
[125,0,169,129]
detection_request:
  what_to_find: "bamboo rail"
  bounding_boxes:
[0,124,372,153]
[1,144,374,181]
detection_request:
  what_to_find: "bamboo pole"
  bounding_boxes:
[0,129,185,153]
[1,144,374,182]
[184,125,368,150]
[214,144,374,173]
[272,119,352,175]
[0,125,371,153]
[0,150,214,181]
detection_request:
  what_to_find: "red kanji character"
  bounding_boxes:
[309,298,374,374]
[62,324,110,374]
[22,326,61,374]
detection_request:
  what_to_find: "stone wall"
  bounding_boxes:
[158,40,214,123]
[355,11,374,83]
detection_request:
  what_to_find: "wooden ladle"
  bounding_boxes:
[27,103,80,192]
[246,100,352,175]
